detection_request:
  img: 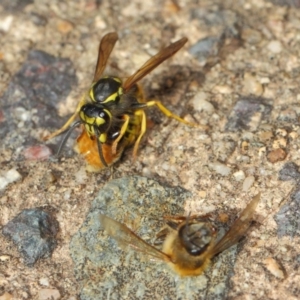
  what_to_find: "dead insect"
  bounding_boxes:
[99,193,260,276]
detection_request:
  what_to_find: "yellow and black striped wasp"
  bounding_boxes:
[44,32,196,170]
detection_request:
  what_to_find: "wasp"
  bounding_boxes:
[44,32,197,170]
[99,193,260,276]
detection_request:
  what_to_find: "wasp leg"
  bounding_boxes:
[43,96,86,141]
[144,100,212,130]
[132,110,146,159]
[111,114,130,155]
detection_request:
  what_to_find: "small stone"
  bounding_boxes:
[213,85,232,94]
[0,15,14,32]
[272,138,287,149]
[38,289,61,300]
[258,131,273,142]
[189,36,221,63]
[275,128,287,137]
[242,176,255,192]
[13,107,31,122]
[23,145,52,160]
[233,170,245,181]
[39,277,50,286]
[278,162,300,181]
[2,209,59,266]
[274,188,300,237]
[264,257,285,279]
[267,40,282,54]
[277,109,298,123]
[0,292,13,300]
[243,73,263,96]
[0,168,22,191]
[208,162,232,176]
[56,20,73,34]
[241,28,262,44]
[267,148,287,163]
[289,131,298,140]
[190,91,214,113]
[225,98,272,132]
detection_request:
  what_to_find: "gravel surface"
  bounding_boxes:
[1,1,300,299]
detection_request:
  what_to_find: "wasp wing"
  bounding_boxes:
[99,214,171,261]
[208,193,261,257]
[93,32,118,82]
[123,37,188,92]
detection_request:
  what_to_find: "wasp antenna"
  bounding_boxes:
[55,120,82,158]
[95,128,108,167]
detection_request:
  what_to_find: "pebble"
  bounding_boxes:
[263,257,285,279]
[267,148,287,163]
[0,292,12,300]
[233,170,245,181]
[190,91,214,113]
[272,138,287,149]
[56,20,74,34]
[278,162,300,181]
[213,85,232,94]
[74,167,88,184]
[208,162,232,176]
[242,176,255,192]
[243,73,263,96]
[0,169,22,191]
[275,188,300,237]
[0,15,14,32]
[23,145,52,161]
[39,277,50,286]
[38,289,61,300]
[2,209,59,266]
[267,40,282,54]
[241,28,262,44]
[13,107,31,122]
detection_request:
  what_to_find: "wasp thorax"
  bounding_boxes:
[179,221,215,256]
[91,77,122,103]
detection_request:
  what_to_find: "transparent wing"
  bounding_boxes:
[123,37,188,92]
[93,32,118,82]
[99,214,171,261]
[209,193,261,257]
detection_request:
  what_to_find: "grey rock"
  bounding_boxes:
[2,208,59,266]
[70,176,239,300]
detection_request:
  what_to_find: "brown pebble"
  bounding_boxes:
[267,148,287,163]
[218,213,229,223]
[57,20,74,34]
[264,257,286,279]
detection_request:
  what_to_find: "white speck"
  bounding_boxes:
[267,40,282,54]
[191,91,214,113]
[75,167,87,184]
[14,107,31,122]
[233,170,245,181]
[0,169,22,191]
[0,15,14,32]
[208,162,231,176]
[39,277,50,286]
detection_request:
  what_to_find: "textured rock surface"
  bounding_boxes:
[0,0,300,299]
[70,176,240,300]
